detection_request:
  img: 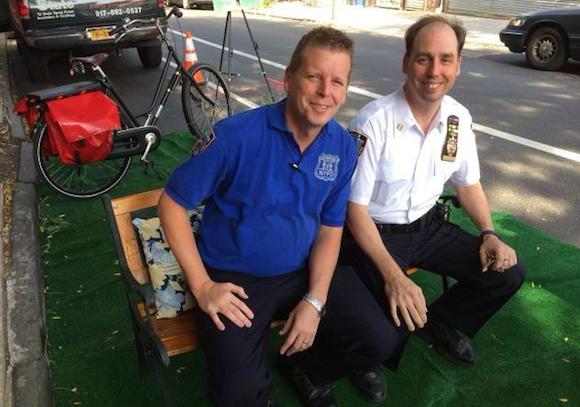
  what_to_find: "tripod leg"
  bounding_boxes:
[241,9,275,102]
[227,10,234,85]
[219,11,231,81]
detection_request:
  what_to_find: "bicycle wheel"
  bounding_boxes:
[182,63,232,139]
[33,123,131,199]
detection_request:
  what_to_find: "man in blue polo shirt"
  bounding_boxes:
[158,27,403,406]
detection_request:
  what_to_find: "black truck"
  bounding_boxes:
[7,0,166,82]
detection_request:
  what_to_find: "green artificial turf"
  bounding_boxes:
[39,132,579,406]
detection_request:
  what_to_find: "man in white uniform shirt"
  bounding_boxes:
[342,16,525,371]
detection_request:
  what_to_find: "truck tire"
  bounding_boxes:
[137,44,162,69]
[20,39,50,82]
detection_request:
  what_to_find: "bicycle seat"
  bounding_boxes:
[26,81,101,102]
[70,53,109,67]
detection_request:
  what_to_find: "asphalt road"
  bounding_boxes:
[7,10,580,246]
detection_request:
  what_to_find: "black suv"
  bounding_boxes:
[8,0,166,82]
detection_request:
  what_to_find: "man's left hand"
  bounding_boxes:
[480,235,517,272]
[279,300,321,356]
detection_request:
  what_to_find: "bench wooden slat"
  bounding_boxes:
[116,212,150,285]
[152,311,200,356]
[111,188,164,216]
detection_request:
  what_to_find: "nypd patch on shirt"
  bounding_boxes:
[314,154,340,182]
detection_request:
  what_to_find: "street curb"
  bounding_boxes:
[6,183,54,407]
[0,32,54,407]
[19,141,37,184]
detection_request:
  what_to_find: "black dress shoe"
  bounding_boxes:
[349,366,386,403]
[277,357,337,407]
[415,320,477,367]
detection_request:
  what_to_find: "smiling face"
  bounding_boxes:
[284,45,351,140]
[402,22,462,110]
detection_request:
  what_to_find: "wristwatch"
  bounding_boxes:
[303,293,327,318]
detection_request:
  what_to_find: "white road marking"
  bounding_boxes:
[169,30,580,163]
[473,124,580,163]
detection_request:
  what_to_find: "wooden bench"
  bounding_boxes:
[103,188,455,406]
[103,188,195,406]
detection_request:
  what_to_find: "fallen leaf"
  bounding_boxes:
[562,358,570,363]
[559,398,568,403]
[71,387,77,393]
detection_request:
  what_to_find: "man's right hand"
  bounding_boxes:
[195,280,255,331]
[384,273,428,331]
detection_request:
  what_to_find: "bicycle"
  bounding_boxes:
[25,7,231,199]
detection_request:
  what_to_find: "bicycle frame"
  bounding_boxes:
[90,21,192,130]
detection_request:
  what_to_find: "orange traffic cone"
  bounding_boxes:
[184,32,204,84]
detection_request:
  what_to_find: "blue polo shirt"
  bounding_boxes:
[165,100,357,277]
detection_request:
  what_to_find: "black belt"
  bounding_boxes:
[375,206,436,234]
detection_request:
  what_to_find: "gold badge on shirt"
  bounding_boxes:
[441,115,459,162]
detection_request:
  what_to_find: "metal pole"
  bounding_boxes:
[331,0,337,21]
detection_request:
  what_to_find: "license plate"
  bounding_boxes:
[87,28,113,41]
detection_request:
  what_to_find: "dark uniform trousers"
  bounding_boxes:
[341,209,526,339]
[193,265,405,407]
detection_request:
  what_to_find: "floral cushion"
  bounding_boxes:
[132,207,203,319]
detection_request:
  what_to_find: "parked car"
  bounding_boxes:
[166,0,213,10]
[8,0,167,82]
[500,7,580,71]
[0,2,11,32]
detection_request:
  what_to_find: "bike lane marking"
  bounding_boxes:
[162,56,259,109]
[172,30,580,163]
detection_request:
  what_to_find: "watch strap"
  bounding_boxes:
[480,229,502,241]
[303,293,326,317]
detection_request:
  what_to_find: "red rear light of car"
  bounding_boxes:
[157,0,165,6]
[18,0,31,19]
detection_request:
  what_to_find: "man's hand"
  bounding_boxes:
[195,280,254,331]
[384,273,428,331]
[279,300,321,356]
[480,235,517,272]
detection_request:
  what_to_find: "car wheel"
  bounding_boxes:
[137,44,162,69]
[525,26,567,71]
[181,0,190,9]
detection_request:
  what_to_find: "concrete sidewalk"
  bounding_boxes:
[246,1,509,49]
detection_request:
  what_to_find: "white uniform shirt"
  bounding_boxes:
[349,88,480,224]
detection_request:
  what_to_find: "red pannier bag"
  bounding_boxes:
[14,97,40,128]
[44,91,121,165]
